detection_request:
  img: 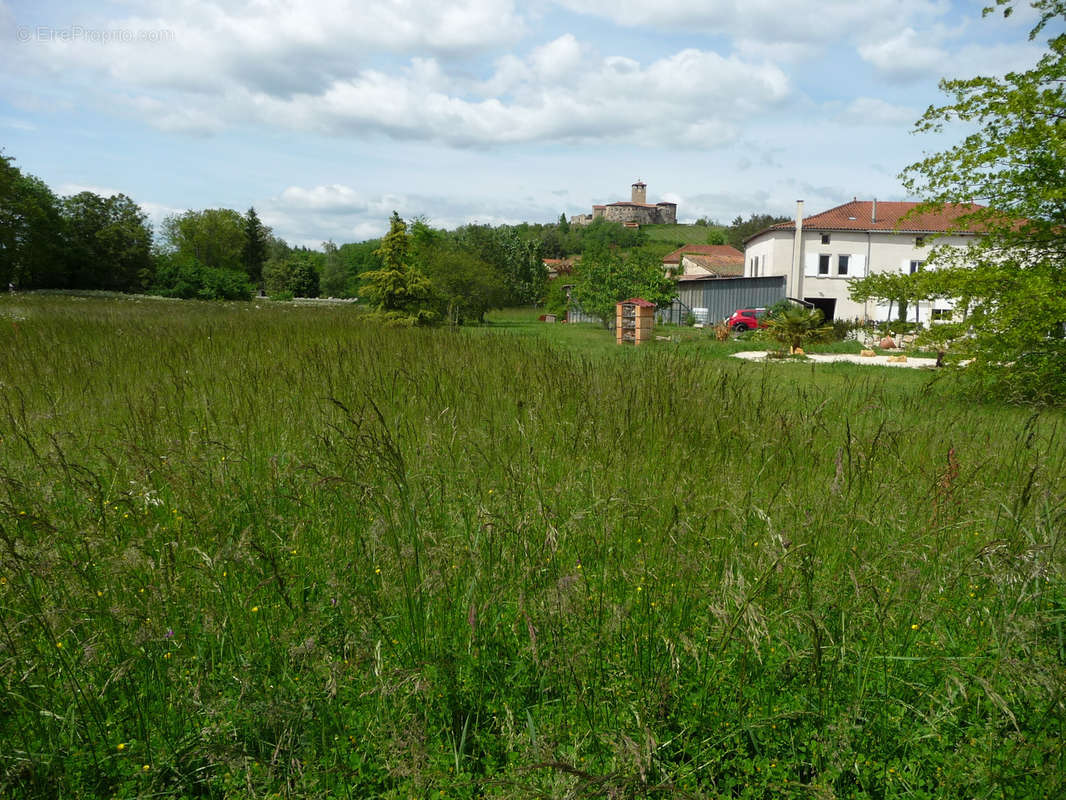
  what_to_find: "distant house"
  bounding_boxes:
[662,244,745,277]
[743,199,985,322]
[571,181,677,227]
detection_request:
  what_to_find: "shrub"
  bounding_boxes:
[152,253,253,300]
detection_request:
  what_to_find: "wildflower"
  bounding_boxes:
[142,764,150,771]
[165,628,174,639]
[911,624,919,630]
[251,606,259,613]
[56,642,62,649]
[116,743,125,751]
[374,567,381,574]
[636,585,642,592]
[0,577,6,585]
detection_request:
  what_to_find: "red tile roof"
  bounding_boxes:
[662,244,744,265]
[619,297,657,307]
[680,254,745,277]
[766,200,986,235]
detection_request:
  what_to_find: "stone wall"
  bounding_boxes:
[570,186,677,226]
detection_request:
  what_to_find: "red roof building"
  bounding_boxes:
[743,199,987,324]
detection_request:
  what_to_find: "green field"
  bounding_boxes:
[641,224,722,247]
[1,295,1064,798]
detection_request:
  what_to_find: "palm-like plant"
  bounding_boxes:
[762,306,834,354]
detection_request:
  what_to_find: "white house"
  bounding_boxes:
[743,199,985,323]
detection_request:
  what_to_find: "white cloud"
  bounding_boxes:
[859,26,1045,83]
[7,0,790,149]
[55,182,124,197]
[550,0,950,50]
[8,0,526,96]
[858,28,946,82]
[263,182,570,245]
[241,46,789,147]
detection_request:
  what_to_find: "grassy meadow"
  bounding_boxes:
[0,295,1064,799]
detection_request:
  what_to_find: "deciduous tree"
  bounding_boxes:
[900,0,1066,401]
[0,156,65,289]
[62,192,153,291]
[163,208,248,273]
[572,247,675,327]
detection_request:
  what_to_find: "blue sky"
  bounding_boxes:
[0,0,1050,246]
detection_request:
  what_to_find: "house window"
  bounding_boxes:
[909,260,924,274]
[821,234,831,245]
[931,308,951,321]
[915,236,925,247]
[818,254,830,275]
[838,255,850,276]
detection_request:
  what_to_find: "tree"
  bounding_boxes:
[705,228,728,246]
[152,252,253,301]
[453,224,548,306]
[288,253,320,297]
[421,244,506,325]
[62,192,153,291]
[242,207,269,287]
[319,239,349,297]
[900,0,1066,401]
[360,212,437,325]
[726,213,789,250]
[0,156,66,290]
[571,247,676,327]
[162,209,248,273]
[761,306,833,354]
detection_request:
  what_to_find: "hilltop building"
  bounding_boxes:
[571,181,677,227]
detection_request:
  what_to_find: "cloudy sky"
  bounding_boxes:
[0,0,1050,246]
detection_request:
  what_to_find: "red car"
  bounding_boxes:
[726,308,767,332]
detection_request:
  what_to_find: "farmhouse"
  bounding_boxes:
[570,180,677,227]
[662,244,744,277]
[743,199,984,322]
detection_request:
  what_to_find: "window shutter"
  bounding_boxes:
[851,254,867,278]
[900,258,911,273]
[804,253,819,277]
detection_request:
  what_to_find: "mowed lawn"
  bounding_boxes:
[1,295,1064,799]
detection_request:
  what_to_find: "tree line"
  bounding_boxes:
[2,153,735,314]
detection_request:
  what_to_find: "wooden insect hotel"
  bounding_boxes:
[616,298,655,345]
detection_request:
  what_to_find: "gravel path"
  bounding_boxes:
[732,351,940,368]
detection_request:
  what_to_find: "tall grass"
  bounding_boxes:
[0,295,1063,798]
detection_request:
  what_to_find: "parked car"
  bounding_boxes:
[726,308,767,331]
[726,298,815,331]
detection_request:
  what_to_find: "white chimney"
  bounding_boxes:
[872,198,877,223]
[790,200,804,299]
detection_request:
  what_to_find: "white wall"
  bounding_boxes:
[744,229,980,321]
